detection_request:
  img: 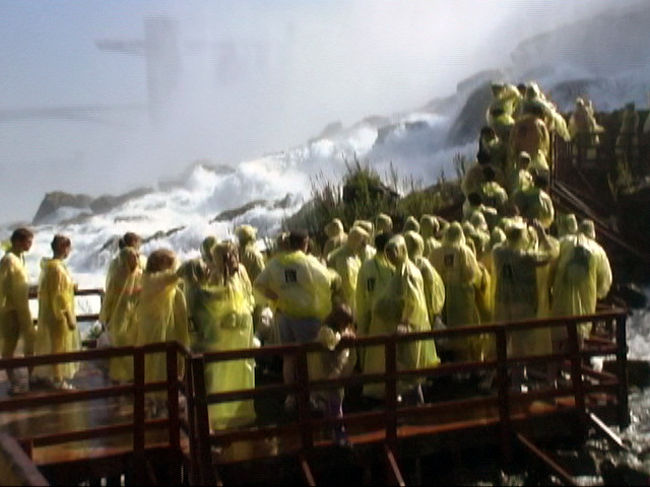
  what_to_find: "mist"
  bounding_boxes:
[0,0,628,224]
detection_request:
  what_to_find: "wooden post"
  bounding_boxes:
[495,327,512,464]
[295,348,313,451]
[567,322,586,436]
[133,348,146,485]
[185,354,200,486]
[615,315,630,428]
[191,356,217,486]
[166,343,181,484]
[385,335,398,448]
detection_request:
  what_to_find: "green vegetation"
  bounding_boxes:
[284,156,465,247]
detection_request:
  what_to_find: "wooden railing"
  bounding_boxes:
[0,342,192,485]
[187,309,628,484]
[0,305,628,485]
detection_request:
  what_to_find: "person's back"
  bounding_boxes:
[429,223,480,328]
[511,181,554,229]
[326,226,368,315]
[510,113,550,163]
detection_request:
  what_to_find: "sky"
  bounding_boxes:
[0,0,626,224]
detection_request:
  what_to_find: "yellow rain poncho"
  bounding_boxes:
[236,225,266,283]
[404,232,445,325]
[376,213,393,234]
[33,258,80,382]
[430,223,481,360]
[323,219,347,258]
[368,236,439,397]
[254,250,340,322]
[355,242,394,375]
[402,216,420,234]
[104,248,142,382]
[511,185,555,229]
[492,223,554,357]
[134,268,189,394]
[203,243,256,429]
[419,215,441,256]
[326,226,368,315]
[0,250,34,366]
[551,232,612,341]
[462,162,506,197]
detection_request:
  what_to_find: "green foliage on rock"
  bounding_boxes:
[284,157,465,248]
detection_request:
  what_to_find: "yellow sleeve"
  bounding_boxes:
[47,265,72,324]
[355,263,370,336]
[173,287,190,348]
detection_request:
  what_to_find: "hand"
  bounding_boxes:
[396,323,410,335]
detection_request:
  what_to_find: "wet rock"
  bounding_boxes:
[444,81,493,148]
[600,459,650,486]
[603,360,650,388]
[90,187,152,214]
[142,226,186,244]
[210,200,267,223]
[33,191,93,224]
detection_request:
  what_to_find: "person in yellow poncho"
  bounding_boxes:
[371,235,439,403]
[375,213,393,235]
[177,236,216,352]
[429,222,481,362]
[134,249,189,416]
[356,232,395,394]
[492,221,557,388]
[254,230,341,411]
[403,232,445,328]
[33,235,80,390]
[0,228,35,394]
[510,172,555,229]
[419,215,441,256]
[550,220,612,347]
[203,241,256,430]
[105,247,142,383]
[326,226,369,316]
[322,218,347,259]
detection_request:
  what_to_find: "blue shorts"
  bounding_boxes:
[277,313,321,344]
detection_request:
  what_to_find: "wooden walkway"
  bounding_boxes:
[0,264,632,486]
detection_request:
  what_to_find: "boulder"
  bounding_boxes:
[445,81,493,148]
[32,191,93,224]
[90,187,152,214]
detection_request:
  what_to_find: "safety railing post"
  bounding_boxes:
[495,327,512,464]
[191,356,216,486]
[295,347,314,451]
[184,353,200,486]
[567,321,587,435]
[133,347,146,485]
[385,335,398,448]
[166,343,181,483]
[615,315,630,428]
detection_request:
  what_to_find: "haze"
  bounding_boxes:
[0,0,624,224]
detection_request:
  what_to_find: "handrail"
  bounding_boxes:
[0,310,627,484]
[191,308,627,481]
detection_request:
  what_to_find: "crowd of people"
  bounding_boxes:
[0,80,616,446]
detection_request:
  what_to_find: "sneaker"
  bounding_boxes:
[53,380,75,391]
